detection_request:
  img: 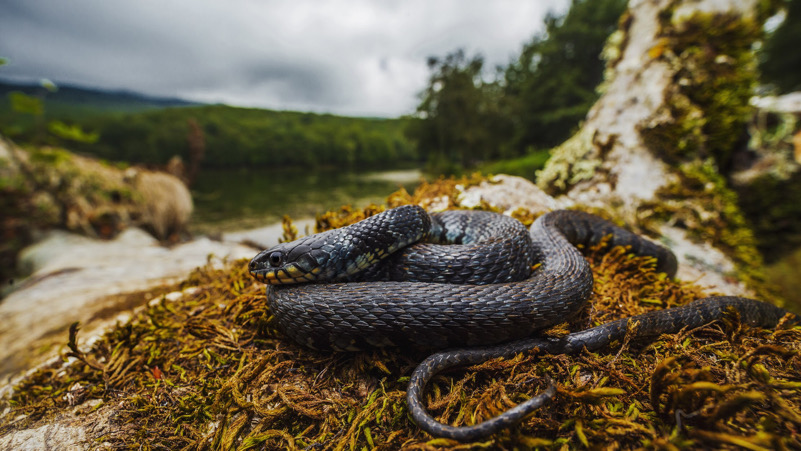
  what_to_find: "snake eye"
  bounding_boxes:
[268,251,283,267]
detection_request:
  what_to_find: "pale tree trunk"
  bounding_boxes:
[535,0,786,300]
[538,0,677,208]
[538,0,761,207]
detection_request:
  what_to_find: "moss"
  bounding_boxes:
[633,7,789,304]
[0,142,193,282]
[639,90,706,163]
[539,8,765,191]
[385,172,487,211]
[8,145,143,233]
[536,128,602,194]
[639,159,775,302]
[737,170,801,263]
[27,146,74,166]
[598,10,633,96]
[643,10,762,170]
[2,179,799,449]
[314,203,388,233]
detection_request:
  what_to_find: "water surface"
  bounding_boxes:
[190,167,423,234]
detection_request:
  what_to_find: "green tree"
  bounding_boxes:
[406,50,511,173]
[48,120,99,143]
[409,0,626,173]
[760,0,801,92]
[8,90,44,116]
[7,79,59,144]
[504,0,627,150]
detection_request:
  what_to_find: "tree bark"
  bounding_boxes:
[537,0,781,300]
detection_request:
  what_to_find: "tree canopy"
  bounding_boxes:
[1,101,418,169]
[406,0,628,173]
[504,0,627,150]
[404,51,512,173]
[76,106,417,169]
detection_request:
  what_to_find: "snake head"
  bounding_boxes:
[249,237,332,284]
[249,205,431,285]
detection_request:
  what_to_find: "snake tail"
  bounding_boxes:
[407,296,795,441]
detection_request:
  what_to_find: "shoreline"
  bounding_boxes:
[0,216,319,380]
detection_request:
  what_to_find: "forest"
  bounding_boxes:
[1,0,798,174]
[0,97,418,169]
[75,106,416,169]
[407,0,801,175]
[0,0,626,173]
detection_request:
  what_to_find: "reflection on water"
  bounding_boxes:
[190,167,423,233]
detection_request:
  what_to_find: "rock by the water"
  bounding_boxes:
[0,228,256,380]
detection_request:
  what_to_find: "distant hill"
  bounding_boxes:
[74,104,417,168]
[0,80,417,169]
[0,79,198,118]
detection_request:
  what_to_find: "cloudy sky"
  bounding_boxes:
[0,0,568,117]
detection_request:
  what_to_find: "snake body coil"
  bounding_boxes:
[249,205,794,441]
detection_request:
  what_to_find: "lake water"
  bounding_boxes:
[190,167,424,234]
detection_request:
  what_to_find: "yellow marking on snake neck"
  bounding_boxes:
[284,265,303,279]
[254,264,312,285]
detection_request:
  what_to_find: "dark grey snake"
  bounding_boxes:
[248,205,795,442]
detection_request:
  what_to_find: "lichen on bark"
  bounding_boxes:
[535,128,601,194]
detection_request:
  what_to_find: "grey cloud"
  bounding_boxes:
[0,0,569,116]
[239,59,348,105]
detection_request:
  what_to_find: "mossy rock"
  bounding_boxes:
[639,9,762,171]
[0,140,192,284]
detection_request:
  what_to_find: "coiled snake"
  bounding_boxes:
[248,205,795,442]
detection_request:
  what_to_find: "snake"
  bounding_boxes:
[248,205,795,442]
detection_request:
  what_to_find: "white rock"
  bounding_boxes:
[0,228,256,380]
[457,175,572,215]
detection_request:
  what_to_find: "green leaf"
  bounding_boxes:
[9,91,43,115]
[48,120,100,143]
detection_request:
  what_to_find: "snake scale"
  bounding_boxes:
[248,205,795,441]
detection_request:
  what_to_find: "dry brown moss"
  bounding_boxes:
[2,178,800,450]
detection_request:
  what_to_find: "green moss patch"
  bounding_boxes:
[633,6,801,310]
[642,10,762,169]
[536,128,601,195]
